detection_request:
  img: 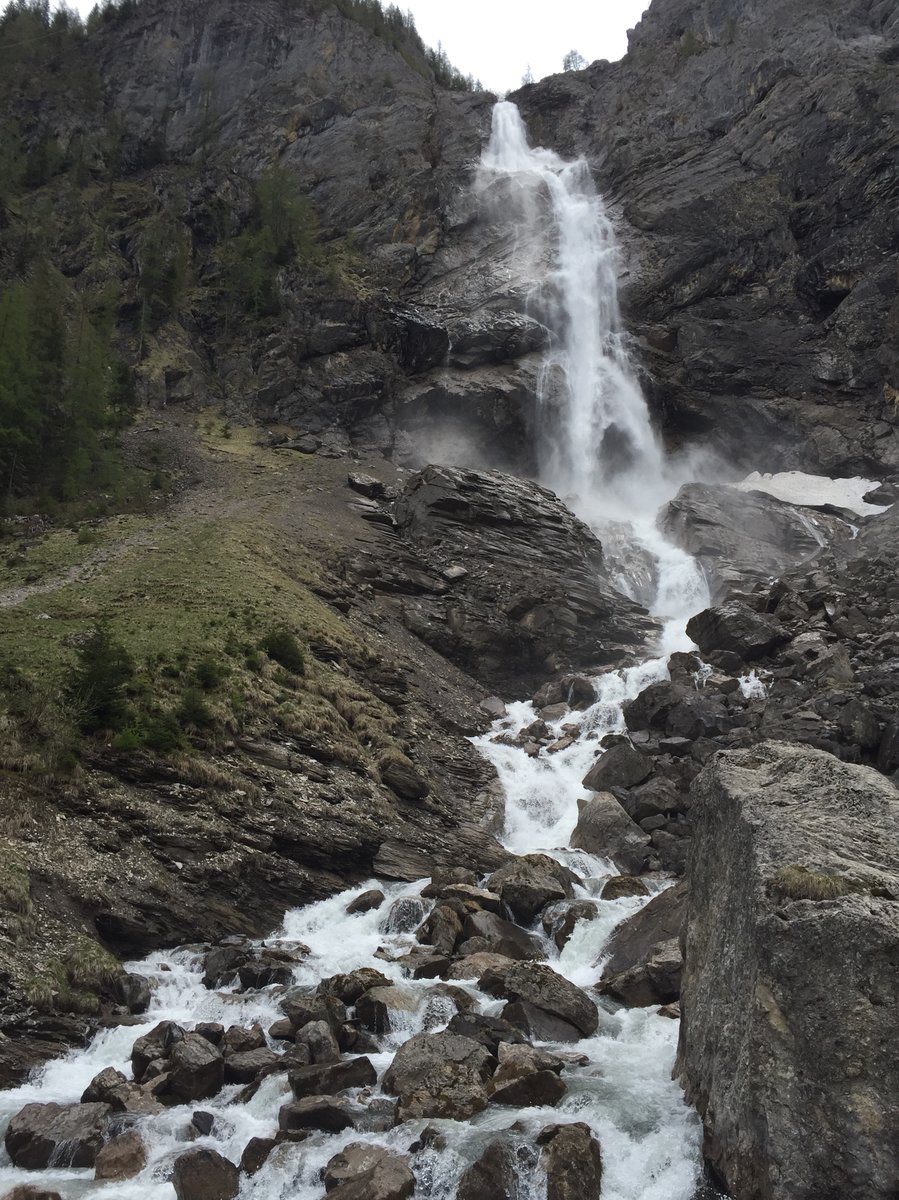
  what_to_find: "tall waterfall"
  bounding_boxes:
[479,102,666,520]
[478,101,707,649]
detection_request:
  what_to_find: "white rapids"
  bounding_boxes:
[0,103,718,1200]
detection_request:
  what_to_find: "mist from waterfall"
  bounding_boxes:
[478,101,708,648]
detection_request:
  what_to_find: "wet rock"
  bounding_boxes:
[240,1136,276,1175]
[131,1020,185,1080]
[116,972,151,1014]
[268,1018,294,1041]
[582,742,653,791]
[355,986,419,1034]
[94,1130,146,1181]
[686,602,789,663]
[4,1101,111,1169]
[195,1022,225,1045]
[319,968,392,1005]
[278,1095,355,1134]
[221,1024,266,1055]
[295,1018,340,1063]
[460,910,545,960]
[446,951,518,980]
[384,895,428,933]
[570,793,651,872]
[598,882,687,1007]
[538,1122,602,1200]
[600,876,650,900]
[81,1066,163,1115]
[288,1056,377,1099]
[0,1187,64,1200]
[484,962,599,1039]
[397,950,450,979]
[223,1047,280,1084]
[446,1012,529,1054]
[415,904,463,955]
[382,1031,493,1120]
[677,742,899,1200]
[190,1111,215,1138]
[346,888,386,915]
[237,946,302,990]
[541,899,599,950]
[434,884,504,915]
[281,990,347,1033]
[171,1147,239,1200]
[456,1138,518,1200]
[486,854,577,922]
[392,465,659,692]
[166,1032,225,1102]
[323,1142,415,1200]
[202,943,249,989]
[489,1043,566,1107]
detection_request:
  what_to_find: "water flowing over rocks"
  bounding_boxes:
[677,742,899,1200]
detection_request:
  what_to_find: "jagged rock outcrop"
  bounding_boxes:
[677,742,899,1200]
[382,465,659,690]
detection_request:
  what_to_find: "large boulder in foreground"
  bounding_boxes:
[597,882,686,1007]
[391,466,659,690]
[4,1102,111,1168]
[676,742,899,1200]
[382,1031,493,1120]
[686,600,788,663]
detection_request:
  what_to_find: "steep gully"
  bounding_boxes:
[0,104,876,1199]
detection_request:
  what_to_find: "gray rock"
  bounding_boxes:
[4,1102,111,1169]
[461,910,545,960]
[345,888,386,915]
[171,1147,239,1200]
[323,1142,415,1200]
[278,1096,355,1134]
[288,1056,377,1100]
[582,743,653,791]
[676,742,899,1200]
[486,854,577,922]
[355,986,419,1035]
[686,601,789,663]
[598,882,687,1007]
[456,1138,518,1200]
[223,1047,280,1084]
[569,793,651,872]
[94,1130,146,1182]
[538,1123,602,1200]
[489,1042,566,1107]
[165,1032,225,1102]
[483,961,599,1038]
[294,1019,340,1064]
[382,1031,493,1120]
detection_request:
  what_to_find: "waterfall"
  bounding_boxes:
[479,101,708,651]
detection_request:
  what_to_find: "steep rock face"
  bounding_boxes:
[514,0,899,475]
[677,742,899,1200]
[388,465,659,690]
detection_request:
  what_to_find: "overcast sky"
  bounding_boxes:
[67,0,650,93]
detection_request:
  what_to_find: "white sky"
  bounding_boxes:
[68,0,650,93]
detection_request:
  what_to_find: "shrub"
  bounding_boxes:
[177,686,215,729]
[66,622,134,733]
[141,711,187,752]
[194,656,225,690]
[769,865,853,901]
[259,626,305,674]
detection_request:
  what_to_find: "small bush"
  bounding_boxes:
[142,711,187,752]
[769,865,853,901]
[260,626,305,674]
[194,656,226,690]
[177,687,215,729]
[66,623,134,733]
[76,526,99,545]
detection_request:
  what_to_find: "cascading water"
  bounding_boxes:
[478,102,709,651]
[0,104,712,1200]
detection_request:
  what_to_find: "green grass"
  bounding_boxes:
[769,865,855,901]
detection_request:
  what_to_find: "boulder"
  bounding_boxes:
[382,1031,493,1120]
[597,882,686,1007]
[281,990,347,1033]
[240,1136,276,1175]
[538,1122,602,1200]
[456,1138,518,1200]
[346,888,386,914]
[415,904,463,955]
[81,1066,164,1116]
[486,854,577,922]
[221,1023,265,1055]
[319,968,392,1005]
[569,794,651,872]
[355,986,419,1034]
[323,1143,415,1200]
[600,876,650,901]
[171,1147,239,1200]
[460,911,544,960]
[446,1012,529,1054]
[542,899,599,950]
[131,1020,185,1080]
[223,1047,280,1083]
[166,1032,225,1102]
[116,972,151,1014]
[501,1001,582,1043]
[446,951,518,980]
[582,743,653,792]
[278,1095,355,1134]
[676,742,899,1200]
[294,1019,340,1064]
[384,895,428,933]
[94,1130,147,1181]
[202,943,249,989]
[685,601,788,663]
[489,1042,566,1107]
[433,884,504,915]
[1,1189,63,1200]
[288,1056,377,1100]
[483,961,599,1038]
[4,1102,111,1169]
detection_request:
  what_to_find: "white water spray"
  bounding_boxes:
[478,103,708,643]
